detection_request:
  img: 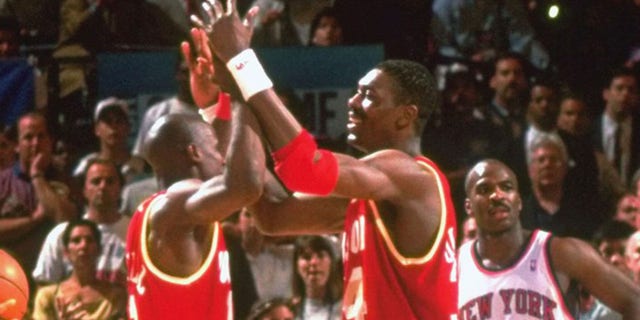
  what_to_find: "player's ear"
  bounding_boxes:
[186,144,201,162]
[395,104,418,129]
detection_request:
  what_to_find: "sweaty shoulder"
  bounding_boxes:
[548,236,598,284]
[361,150,438,199]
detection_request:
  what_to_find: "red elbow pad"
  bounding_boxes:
[272,130,338,195]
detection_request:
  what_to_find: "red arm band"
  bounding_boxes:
[215,92,231,121]
[272,130,338,195]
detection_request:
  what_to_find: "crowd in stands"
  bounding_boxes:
[1,0,640,319]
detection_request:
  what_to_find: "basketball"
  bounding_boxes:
[0,249,29,320]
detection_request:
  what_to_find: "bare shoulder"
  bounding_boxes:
[549,236,601,277]
[361,150,439,196]
[149,179,202,228]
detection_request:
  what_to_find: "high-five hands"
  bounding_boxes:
[181,28,220,108]
[190,0,258,63]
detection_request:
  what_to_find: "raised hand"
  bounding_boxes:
[184,28,242,99]
[191,0,258,63]
[181,29,220,108]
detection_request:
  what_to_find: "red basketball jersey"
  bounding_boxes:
[126,192,232,320]
[342,156,458,320]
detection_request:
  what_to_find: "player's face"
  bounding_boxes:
[465,163,522,235]
[84,163,121,210]
[347,69,404,152]
[65,225,99,268]
[296,248,332,290]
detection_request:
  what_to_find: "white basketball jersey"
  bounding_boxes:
[458,230,575,320]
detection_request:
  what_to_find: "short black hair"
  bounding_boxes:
[592,219,636,247]
[376,59,440,133]
[604,66,638,89]
[62,219,102,252]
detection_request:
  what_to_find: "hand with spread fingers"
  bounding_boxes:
[184,27,242,99]
[180,28,220,108]
[191,0,258,63]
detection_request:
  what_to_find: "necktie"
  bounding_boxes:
[614,126,622,175]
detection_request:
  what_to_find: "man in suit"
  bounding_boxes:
[592,66,639,186]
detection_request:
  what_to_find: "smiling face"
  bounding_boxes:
[465,161,522,235]
[346,69,403,152]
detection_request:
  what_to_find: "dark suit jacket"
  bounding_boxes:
[591,113,640,184]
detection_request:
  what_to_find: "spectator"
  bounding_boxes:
[250,0,332,47]
[626,231,640,285]
[579,220,636,320]
[421,65,495,218]
[557,94,591,137]
[0,112,77,291]
[308,7,343,47]
[613,193,640,228]
[73,97,143,185]
[592,220,636,275]
[485,53,530,158]
[503,78,601,202]
[557,93,625,213]
[247,297,296,320]
[292,235,342,320]
[460,216,478,246]
[521,133,603,239]
[591,67,640,186]
[32,220,126,319]
[226,209,294,319]
[33,158,129,285]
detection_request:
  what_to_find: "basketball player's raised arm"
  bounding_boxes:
[183,102,265,224]
[196,0,406,201]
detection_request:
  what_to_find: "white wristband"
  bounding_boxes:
[226,49,273,101]
[198,104,217,124]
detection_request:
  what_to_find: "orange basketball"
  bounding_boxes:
[0,249,29,320]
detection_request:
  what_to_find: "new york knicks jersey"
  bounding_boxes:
[458,230,574,319]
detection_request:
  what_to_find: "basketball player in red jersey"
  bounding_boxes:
[125,103,265,318]
[189,2,458,318]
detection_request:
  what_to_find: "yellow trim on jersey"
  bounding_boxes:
[369,160,448,265]
[139,194,219,285]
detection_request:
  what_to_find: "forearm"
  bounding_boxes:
[223,102,265,195]
[246,89,302,149]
